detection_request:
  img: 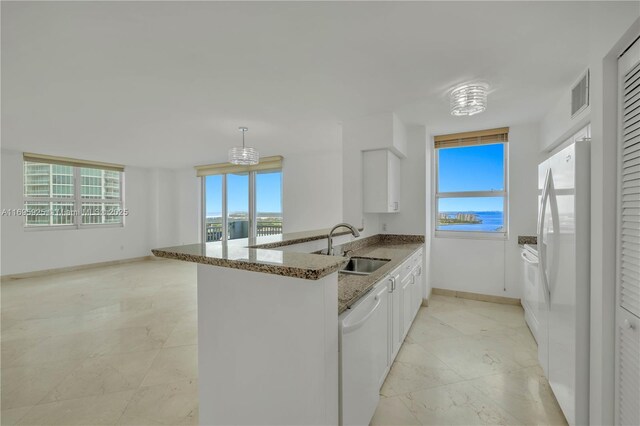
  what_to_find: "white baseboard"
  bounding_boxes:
[1,256,157,281]
[431,287,521,306]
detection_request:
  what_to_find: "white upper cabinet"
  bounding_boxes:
[363,149,401,213]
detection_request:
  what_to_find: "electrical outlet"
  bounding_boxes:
[382,223,387,232]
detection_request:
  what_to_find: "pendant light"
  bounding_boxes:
[450,83,488,116]
[229,127,259,165]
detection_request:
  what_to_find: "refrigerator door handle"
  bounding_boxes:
[520,250,539,265]
[538,168,552,302]
[546,176,561,297]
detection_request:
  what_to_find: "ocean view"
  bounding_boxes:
[437,211,504,232]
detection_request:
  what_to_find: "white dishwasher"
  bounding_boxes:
[339,279,389,426]
[520,244,540,343]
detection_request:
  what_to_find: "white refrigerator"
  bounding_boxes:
[537,137,590,426]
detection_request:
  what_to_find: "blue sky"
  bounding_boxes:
[205,171,282,216]
[438,144,504,212]
[204,145,503,217]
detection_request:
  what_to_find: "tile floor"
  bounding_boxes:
[371,295,567,426]
[1,259,566,425]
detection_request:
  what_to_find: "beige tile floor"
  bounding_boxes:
[372,295,567,426]
[1,259,566,426]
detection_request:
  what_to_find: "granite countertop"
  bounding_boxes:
[517,235,537,245]
[152,229,424,313]
[152,227,361,280]
[337,238,424,314]
[151,229,424,288]
[152,242,348,280]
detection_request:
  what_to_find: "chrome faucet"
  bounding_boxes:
[327,223,360,256]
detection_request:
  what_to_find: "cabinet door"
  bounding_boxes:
[387,152,401,212]
[389,273,402,360]
[363,150,388,213]
[372,282,391,391]
[400,274,413,340]
[412,266,423,317]
[363,149,401,213]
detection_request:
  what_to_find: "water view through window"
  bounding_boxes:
[204,170,282,242]
[436,144,506,233]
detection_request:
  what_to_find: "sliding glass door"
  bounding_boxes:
[256,171,283,237]
[203,170,282,242]
[204,175,223,242]
[227,173,249,240]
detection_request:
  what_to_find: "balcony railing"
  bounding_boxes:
[205,221,282,242]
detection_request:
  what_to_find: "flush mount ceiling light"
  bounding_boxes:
[450,83,489,116]
[229,127,259,165]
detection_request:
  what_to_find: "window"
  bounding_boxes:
[23,154,125,228]
[199,156,283,242]
[434,128,508,238]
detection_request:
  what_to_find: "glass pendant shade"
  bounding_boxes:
[228,146,259,165]
[450,83,488,116]
[228,127,259,165]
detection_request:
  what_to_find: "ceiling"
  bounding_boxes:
[1,1,595,168]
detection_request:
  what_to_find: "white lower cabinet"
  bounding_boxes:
[387,269,403,363]
[400,273,413,341]
[340,246,424,425]
[412,265,423,316]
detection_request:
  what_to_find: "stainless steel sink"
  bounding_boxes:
[340,257,390,276]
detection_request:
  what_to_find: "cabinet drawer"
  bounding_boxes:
[400,259,413,282]
[399,249,423,281]
[411,249,423,267]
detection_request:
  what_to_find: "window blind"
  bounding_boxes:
[620,59,640,319]
[195,155,283,177]
[23,152,124,172]
[434,127,509,149]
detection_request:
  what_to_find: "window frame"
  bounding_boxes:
[23,161,125,231]
[201,168,283,242]
[433,142,509,240]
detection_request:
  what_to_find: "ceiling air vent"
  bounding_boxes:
[571,70,589,117]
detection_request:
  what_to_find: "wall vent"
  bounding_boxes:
[571,70,589,117]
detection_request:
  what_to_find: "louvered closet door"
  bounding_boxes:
[622,57,640,317]
[618,309,640,426]
[617,38,640,426]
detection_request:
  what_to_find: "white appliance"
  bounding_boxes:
[339,280,389,426]
[520,244,540,343]
[538,133,590,426]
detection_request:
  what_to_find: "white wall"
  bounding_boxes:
[282,149,343,233]
[342,112,412,239]
[1,145,345,275]
[540,77,591,153]
[148,168,179,249]
[382,126,430,297]
[175,168,201,246]
[505,123,541,296]
[1,148,153,275]
[430,123,540,299]
[172,146,344,239]
[382,126,427,236]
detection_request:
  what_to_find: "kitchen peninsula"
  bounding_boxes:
[152,229,425,425]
